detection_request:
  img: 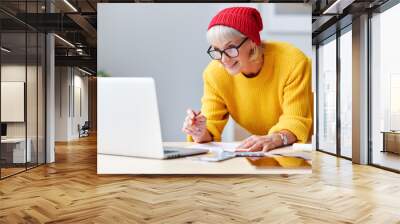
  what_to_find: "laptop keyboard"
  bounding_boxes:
[164,149,179,154]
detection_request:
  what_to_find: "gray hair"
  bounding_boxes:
[207,25,263,62]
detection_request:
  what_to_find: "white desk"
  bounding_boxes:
[98,142,312,175]
[1,138,31,163]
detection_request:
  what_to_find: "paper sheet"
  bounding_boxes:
[186,142,239,152]
[186,142,313,160]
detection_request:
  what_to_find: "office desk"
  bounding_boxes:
[1,138,31,163]
[98,142,312,175]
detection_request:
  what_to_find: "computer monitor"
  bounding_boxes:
[1,123,7,137]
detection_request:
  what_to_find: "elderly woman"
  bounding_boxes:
[182,7,313,152]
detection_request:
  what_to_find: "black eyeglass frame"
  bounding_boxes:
[207,37,249,60]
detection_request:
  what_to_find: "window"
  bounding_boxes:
[371,3,400,171]
[317,36,337,154]
[339,28,352,158]
[0,1,46,179]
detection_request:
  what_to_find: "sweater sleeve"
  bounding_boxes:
[268,57,313,143]
[187,70,229,142]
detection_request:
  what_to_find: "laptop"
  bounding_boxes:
[97,77,208,159]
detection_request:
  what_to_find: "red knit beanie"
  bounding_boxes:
[208,7,263,45]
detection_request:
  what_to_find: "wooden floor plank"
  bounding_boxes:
[0,135,400,223]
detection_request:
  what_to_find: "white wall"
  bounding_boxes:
[1,65,40,138]
[259,4,311,56]
[55,67,89,141]
[1,82,24,122]
[74,73,89,138]
[1,65,27,141]
[72,73,89,138]
[55,67,69,141]
[98,3,311,141]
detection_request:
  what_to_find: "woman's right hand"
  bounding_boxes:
[182,109,211,143]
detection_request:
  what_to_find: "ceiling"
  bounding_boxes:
[312,0,391,44]
[0,0,394,72]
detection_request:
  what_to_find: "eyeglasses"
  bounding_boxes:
[207,37,248,60]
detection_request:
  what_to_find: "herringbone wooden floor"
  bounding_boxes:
[1,135,400,224]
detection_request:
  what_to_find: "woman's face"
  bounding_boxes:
[211,37,254,75]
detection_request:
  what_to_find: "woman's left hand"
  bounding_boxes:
[235,134,283,152]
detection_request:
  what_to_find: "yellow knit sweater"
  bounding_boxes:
[189,41,313,143]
